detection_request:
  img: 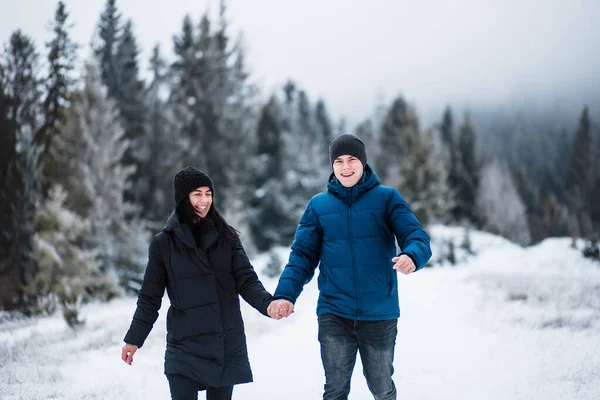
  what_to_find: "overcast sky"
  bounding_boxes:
[1,0,599,126]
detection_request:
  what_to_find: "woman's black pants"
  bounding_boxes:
[167,374,234,400]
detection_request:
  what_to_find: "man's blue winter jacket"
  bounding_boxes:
[274,164,432,320]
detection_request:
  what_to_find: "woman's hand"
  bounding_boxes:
[121,344,138,365]
[267,299,294,319]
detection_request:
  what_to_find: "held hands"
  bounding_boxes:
[121,344,138,365]
[392,254,416,275]
[267,299,294,320]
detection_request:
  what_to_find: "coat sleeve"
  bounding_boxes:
[123,234,167,347]
[273,200,321,303]
[232,238,274,316]
[387,189,432,271]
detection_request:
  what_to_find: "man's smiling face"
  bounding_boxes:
[333,155,364,188]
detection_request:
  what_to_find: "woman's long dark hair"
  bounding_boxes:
[177,197,239,239]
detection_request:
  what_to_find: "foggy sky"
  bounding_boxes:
[1,0,598,126]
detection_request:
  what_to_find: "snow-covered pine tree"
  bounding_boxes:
[591,113,600,235]
[30,185,121,321]
[142,44,178,223]
[0,30,43,312]
[376,95,419,187]
[564,107,594,238]
[218,28,260,216]
[246,96,297,252]
[113,19,147,211]
[439,107,460,222]
[476,158,531,245]
[455,112,480,225]
[168,14,196,172]
[38,1,78,199]
[285,89,330,200]
[56,61,148,293]
[354,119,376,160]
[169,7,252,211]
[397,127,454,226]
[315,99,334,151]
[93,0,121,99]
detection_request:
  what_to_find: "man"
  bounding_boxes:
[270,134,432,400]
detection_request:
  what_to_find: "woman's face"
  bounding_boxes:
[188,186,212,218]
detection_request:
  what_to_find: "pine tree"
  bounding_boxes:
[455,112,480,225]
[376,96,419,186]
[143,45,177,222]
[476,158,530,245]
[29,185,121,319]
[439,107,460,221]
[113,19,148,210]
[564,107,593,238]
[0,30,43,311]
[168,13,197,171]
[354,119,375,158]
[219,40,259,215]
[247,96,296,251]
[93,0,122,99]
[286,89,328,200]
[38,1,78,198]
[315,99,333,150]
[169,11,231,208]
[397,128,454,225]
[57,61,147,292]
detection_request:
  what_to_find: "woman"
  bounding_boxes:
[121,166,278,400]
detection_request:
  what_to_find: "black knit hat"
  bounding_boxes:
[173,166,214,207]
[328,134,367,167]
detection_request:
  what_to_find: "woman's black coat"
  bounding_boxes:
[123,212,273,388]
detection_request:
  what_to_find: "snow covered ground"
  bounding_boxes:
[1,226,599,400]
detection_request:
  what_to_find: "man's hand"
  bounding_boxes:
[392,254,416,275]
[121,344,138,365]
[267,299,295,319]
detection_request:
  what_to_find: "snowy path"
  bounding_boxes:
[1,229,599,399]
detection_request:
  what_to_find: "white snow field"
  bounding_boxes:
[1,226,599,399]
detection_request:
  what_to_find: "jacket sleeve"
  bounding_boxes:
[123,234,167,347]
[274,200,321,303]
[387,189,432,271]
[232,238,274,316]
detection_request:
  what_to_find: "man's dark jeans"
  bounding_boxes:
[318,313,398,400]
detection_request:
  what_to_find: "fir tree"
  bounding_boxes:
[169,8,258,212]
[564,106,593,238]
[93,0,122,99]
[38,1,78,198]
[143,44,177,222]
[354,119,376,158]
[315,99,333,149]
[247,96,296,251]
[377,95,419,186]
[455,112,480,225]
[439,107,460,221]
[397,128,454,225]
[29,185,121,321]
[57,61,147,292]
[476,158,530,245]
[0,30,43,311]
[114,19,147,210]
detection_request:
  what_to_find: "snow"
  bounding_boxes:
[1,226,600,399]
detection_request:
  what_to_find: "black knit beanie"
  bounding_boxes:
[328,134,367,167]
[173,166,214,208]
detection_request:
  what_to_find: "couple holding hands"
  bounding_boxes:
[121,134,431,400]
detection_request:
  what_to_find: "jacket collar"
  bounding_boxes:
[327,163,380,202]
[163,211,219,250]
